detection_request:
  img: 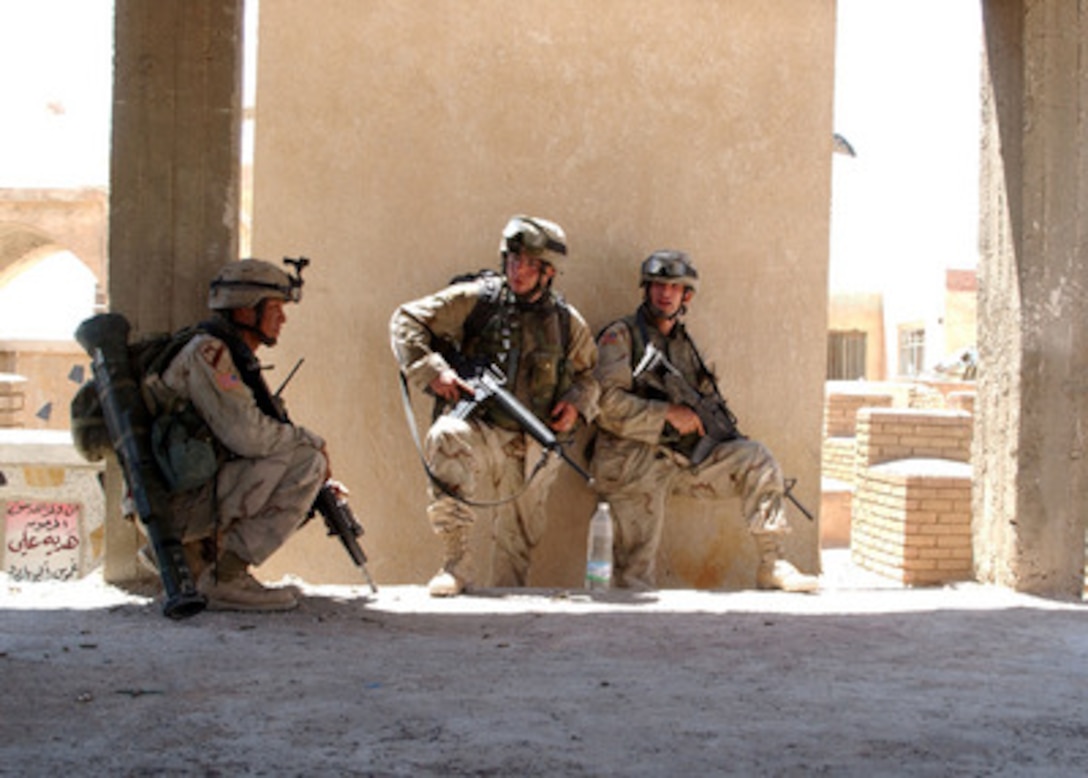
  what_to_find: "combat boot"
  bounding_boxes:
[197,560,298,612]
[754,534,819,593]
[428,527,472,597]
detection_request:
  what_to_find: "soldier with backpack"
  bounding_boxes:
[591,250,818,593]
[390,215,599,596]
[145,258,331,611]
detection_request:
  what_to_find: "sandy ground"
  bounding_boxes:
[2,551,1087,777]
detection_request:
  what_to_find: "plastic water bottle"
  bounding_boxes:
[585,501,614,590]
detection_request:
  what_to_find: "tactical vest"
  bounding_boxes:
[615,307,704,456]
[459,273,572,428]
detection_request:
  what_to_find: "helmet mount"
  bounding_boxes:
[208,257,310,347]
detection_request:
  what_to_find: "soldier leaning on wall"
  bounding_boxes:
[389,215,600,597]
[590,250,819,593]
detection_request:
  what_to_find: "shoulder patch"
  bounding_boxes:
[599,329,620,347]
[199,341,228,371]
[198,340,243,391]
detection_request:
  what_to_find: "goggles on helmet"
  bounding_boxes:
[521,229,567,257]
[502,216,567,258]
[641,250,698,288]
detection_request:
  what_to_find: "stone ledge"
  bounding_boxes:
[0,429,101,468]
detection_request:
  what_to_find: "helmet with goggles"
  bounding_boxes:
[208,257,307,310]
[640,250,699,292]
[499,215,568,267]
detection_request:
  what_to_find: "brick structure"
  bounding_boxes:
[851,458,973,585]
[0,374,25,428]
[855,407,972,477]
[907,383,946,409]
[823,387,895,438]
[946,390,976,415]
[822,438,857,484]
[821,386,894,483]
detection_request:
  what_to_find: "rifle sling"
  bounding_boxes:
[397,371,552,509]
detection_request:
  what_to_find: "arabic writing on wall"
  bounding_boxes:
[5,500,81,581]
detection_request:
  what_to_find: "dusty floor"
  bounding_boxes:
[2,551,1087,777]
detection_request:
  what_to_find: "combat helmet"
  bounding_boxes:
[499,215,568,267]
[208,258,305,310]
[640,250,699,292]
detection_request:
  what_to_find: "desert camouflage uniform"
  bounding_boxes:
[591,309,791,589]
[391,276,599,586]
[157,331,327,566]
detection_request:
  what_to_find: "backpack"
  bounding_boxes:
[70,322,220,493]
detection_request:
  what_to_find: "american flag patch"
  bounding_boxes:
[216,372,242,391]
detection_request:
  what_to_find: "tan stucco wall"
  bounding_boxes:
[828,290,886,380]
[944,269,977,355]
[975,0,1088,597]
[0,188,109,302]
[0,341,86,431]
[251,1,836,589]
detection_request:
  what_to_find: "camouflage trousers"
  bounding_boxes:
[590,432,789,588]
[168,440,327,566]
[424,414,562,587]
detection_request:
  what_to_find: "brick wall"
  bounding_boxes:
[907,384,946,409]
[855,407,973,475]
[0,376,25,427]
[821,437,856,483]
[947,391,976,414]
[851,459,973,585]
[823,390,894,437]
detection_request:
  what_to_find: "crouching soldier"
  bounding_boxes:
[146,259,331,611]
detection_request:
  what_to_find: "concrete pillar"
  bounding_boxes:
[104,0,244,582]
[976,1,1088,597]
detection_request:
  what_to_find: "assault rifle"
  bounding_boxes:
[447,364,594,485]
[274,359,377,592]
[633,342,742,466]
[632,342,813,521]
[310,482,378,593]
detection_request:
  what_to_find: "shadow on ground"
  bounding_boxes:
[2,569,1086,776]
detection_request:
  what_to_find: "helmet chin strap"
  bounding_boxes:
[516,277,551,304]
[231,301,278,346]
[643,294,686,323]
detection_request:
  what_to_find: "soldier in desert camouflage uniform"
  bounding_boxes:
[390,215,599,596]
[591,250,818,593]
[148,259,331,612]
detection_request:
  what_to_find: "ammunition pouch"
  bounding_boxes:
[150,401,220,493]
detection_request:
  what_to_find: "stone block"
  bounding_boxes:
[0,429,105,581]
[851,458,973,585]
